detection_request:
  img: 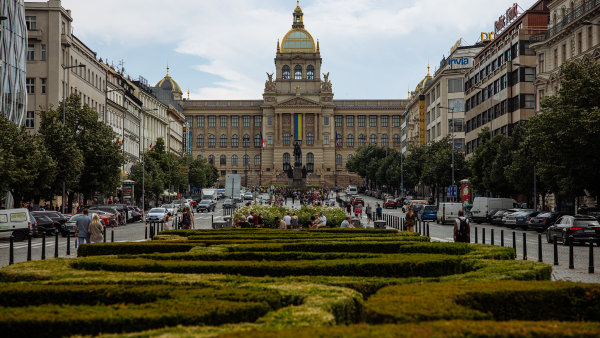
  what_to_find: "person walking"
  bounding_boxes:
[405,208,416,232]
[163,212,174,231]
[454,210,470,243]
[365,203,372,224]
[376,203,383,220]
[181,207,193,230]
[75,209,92,245]
[89,214,104,243]
[290,213,299,228]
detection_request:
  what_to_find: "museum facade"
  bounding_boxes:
[178,3,407,187]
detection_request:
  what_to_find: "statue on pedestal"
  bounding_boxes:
[293,141,302,166]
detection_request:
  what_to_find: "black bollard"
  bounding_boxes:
[27,235,32,261]
[513,232,517,259]
[54,231,59,258]
[482,228,486,244]
[9,236,14,265]
[475,227,478,243]
[501,230,504,247]
[553,236,558,265]
[523,233,527,261]
[103,226,107,243]
[426,222,430,237]
[538,233,542,262]
[150,224,154,240]
[41,232,46,260]
[66,232,70,256]
[569,240,574,269]
[145,225,148,239]
[491,229,494,246]
[589,241,594,274]
[111,226,115,243]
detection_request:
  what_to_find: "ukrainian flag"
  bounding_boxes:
[294,114,302,142]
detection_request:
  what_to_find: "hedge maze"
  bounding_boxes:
[1,228,599,337]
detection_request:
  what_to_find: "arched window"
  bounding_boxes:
[220,134,227,147]
[382,134,389,147]
[294,65,302,80]
[347,154,353,162]
[346,134,354,147]
[358,134,366,146]
[197,134,204,148]
[306,153,314,172]
[254,154,261,166]
[307,65,314,80]
[243,154,250,166]
[208,155,215,165]
[335,154,342,165]
[393,134,401,146]
[254,134,261,147]
[283,153,291,171]
[231,134,239,147]
[370,134,377,145]
[231,155,238,166]
[220,155,226,166]
[306,133,314,145]
[283,133,291,145]
[282,65,290,80]
[243,134,250,148]
[208,134,216,148]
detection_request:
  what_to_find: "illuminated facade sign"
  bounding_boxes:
[494,3,519,34]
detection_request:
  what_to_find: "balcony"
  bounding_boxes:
[27,29,42,41]
[541,0,600,43]
[60,34,72,47]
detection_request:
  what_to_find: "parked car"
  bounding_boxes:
[515,210,540,229]
[353,197,365,206]
[471,197,518,224]
[89,206,124,225]
[437,203,463,225]
[486,209,503,223]
[490,209,509,225]
[30,214,59,236]
[91,210,118,228]
[127,206,142,222]
[500,209,522,227]
[419,205,438,222]
[223,199,237,209]
[233,196,243,204]
[146,208,169,222]
[577,206,600,221]
[383,199,397,209]
[0,208,33,242]
[503,210,531,228]
[197,200,217,213]
[161,204,178,217]
[546,215,600,245]
[528,211,564,232]
[243,193,254,201]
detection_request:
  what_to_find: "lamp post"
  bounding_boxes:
[440,106,456,201]
[140,108,158,217]
[60,63,86,214]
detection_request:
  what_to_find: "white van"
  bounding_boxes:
[437,203,463,225]
[471,197,518,223]
[346,186,358,195]
[0,208,33,241]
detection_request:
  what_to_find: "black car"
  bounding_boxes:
[486,209,503,223]
[31,211,68,227]
[31,214,58,236]
[197,200,216,213]
[489,210,508,225]
[577,206,600,221]
[528,212,563,232]
[127,206,142,222]
[223,199,237,209]
[546,215,600,245]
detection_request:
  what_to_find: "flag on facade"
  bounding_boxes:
[149,143,152,149]
[260,129,265,151]
[335,134,341,151]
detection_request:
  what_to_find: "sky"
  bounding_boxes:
[60,0,538,100]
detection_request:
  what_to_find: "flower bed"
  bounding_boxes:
[233,204,347,227]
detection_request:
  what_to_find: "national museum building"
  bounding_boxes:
[173,4,407,187]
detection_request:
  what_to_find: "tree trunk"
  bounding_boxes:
[67,192,75,213]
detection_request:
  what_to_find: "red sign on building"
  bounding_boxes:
[495,3,519,34]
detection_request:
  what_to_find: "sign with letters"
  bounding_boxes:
[481,32,497,42]
[494,3,519,34]
[448,56,471,69]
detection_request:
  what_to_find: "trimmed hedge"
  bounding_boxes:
[77,242,198,257]
[365,281,600,324]
[126,251,380,261]
[73,254,463,277]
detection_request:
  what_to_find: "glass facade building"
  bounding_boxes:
[0,0,26,125]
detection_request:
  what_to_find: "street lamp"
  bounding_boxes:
[140,108,158,217]
[60,63,86,214]
[167,119,179,202]
[440,106,456,201]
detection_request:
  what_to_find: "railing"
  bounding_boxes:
[541,0,600,43]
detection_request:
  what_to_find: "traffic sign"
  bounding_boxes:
[447,185,457,198]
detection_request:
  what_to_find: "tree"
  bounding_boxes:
[129,156,165,206]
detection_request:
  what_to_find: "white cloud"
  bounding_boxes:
[61,0,538,99]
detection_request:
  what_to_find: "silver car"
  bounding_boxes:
[146,208,168,222]
[161,204,178,217]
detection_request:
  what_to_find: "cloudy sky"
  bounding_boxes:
[61,0,538,100]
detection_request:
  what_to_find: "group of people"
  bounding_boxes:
[73,209,105,244]
[233,212,265,228]
[403,206,470,243]
[275,211,327,229]
[345,201,383,225]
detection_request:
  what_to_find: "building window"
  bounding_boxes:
[346,116,354,127]
[220,155,227,166]
[306,133,314,145]
[382,134,388,147]
[358,134,366,146]
[25,111,35,129]
[243,155,250,166]
[283,133,291,145]
[448,78,464,93]
[231,134,239,147]
[393,134,400,146]
[282,65,290,80]
[254,116,262,127]
[231,116,239,127]
[346,134,354,147]
[208,134,216,147]
[208,155,215,165]
[208,116,216,127]
[448,98,464,112]
[26,16,37,30]
[307,65,315,80]
[283,153,291,171]
[538,53,545,73]
[392,116,400,127]
[220,134,227,147]
[27,44,35,61]
[232,155,238,166]
[268,117,273,126]
[242,115,250,127]
[26,78,35,94]
[523,67,535,82]
[254,155,261,166]
[369,116,377,127]
[521,94,535,109]
[369,134,377,145]
[294,65,302,80]
[197,116,204,128]
[41,78,47,94]
[306,153,314,172]
[220,116,227,127]
[41,45,46,61]
[381,115,389,127]
[347,154,353,162]
[335,116,342,127]
[243,134,250,147]
[324,116,329,126]
[267,135,273,145]
[335,154,342,165]
[324,135,329,145]
[254,134,261,147]
[358,115,366,127]
[197,135,204,148]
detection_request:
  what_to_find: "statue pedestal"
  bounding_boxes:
[289,167,306,189]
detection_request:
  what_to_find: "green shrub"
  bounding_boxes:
[77,242,198,256]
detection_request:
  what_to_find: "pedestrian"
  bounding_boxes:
[405,208,416,232]
[354,205,362,218]
[283,213,292,227]
[275,216,287,229]
[89,214,104,243]
[257,214,264,227]
[454,210,470,243]
[290,213,299,228]
[346,202,352,215]
[75,209,92,245]
[365,203,372,224]
[181,206,193,230]
[340,216,354,228]
[376,203,383,220]
[163,212,174,231]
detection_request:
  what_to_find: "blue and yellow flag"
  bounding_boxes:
[294,114,302,141]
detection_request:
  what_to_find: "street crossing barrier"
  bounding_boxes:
[103,226,107,243]
[145,225,148,239]
[426,222,430,237]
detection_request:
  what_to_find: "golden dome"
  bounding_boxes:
[415,65,433,91]
[156,65,183,94]
[281,0,316,53]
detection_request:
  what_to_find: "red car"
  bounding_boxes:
[383,199,398,209]
[353,198,365,206]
